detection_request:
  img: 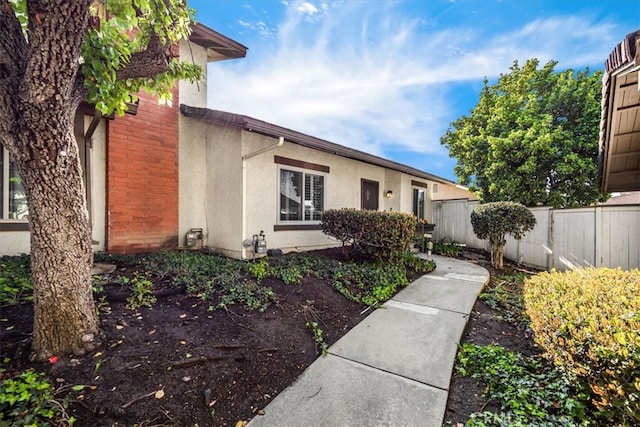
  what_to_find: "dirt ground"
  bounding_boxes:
[0,248,537,426]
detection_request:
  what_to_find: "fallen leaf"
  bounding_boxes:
[235,421,248,427]
[149,329,156,335]
[93,352,103,357]
[155,389,165,399]
[115,325,124,330]
[179,314,187,318]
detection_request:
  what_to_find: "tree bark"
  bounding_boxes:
[0,0,99,361]
[20,107,100,361]
[491,245,504,269]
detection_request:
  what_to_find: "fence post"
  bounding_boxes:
[595,206,603,268]
[548,208,554,271]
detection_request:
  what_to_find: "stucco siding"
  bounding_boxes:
[206,124,243,257]
[179,116,209,248]
[241,132,433,255]
[0,232,29,255]
[89,116,106,252]
[178,40,208,108]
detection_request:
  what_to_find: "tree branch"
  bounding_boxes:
[0,1,28,149]
[0,1,28,75]
[115,34,171,81]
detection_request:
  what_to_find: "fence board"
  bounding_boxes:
[431,200,640,271]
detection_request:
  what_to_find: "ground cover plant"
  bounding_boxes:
[444,251,640,426]
[0,247,434,426]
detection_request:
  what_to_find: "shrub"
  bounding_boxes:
[322,209,415,261]
[456,344,589,426]
[0,254,32,306]
[471,202,536,269]
[0,369,75,426]
[432,237,463,257]
[524,268,640,425]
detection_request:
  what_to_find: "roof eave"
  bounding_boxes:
[179,105,456,186]
[190,23,248,62]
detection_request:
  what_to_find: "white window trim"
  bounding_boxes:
[277,164,327,225]
[1,147,29,223]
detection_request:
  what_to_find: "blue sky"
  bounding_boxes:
[190,0,640,182]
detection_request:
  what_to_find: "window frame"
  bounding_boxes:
[0,146,30,230]
[276,164,327,226]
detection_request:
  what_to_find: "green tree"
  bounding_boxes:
[470,202,536,269]
[441,59,607,208]
[0,0,201,361]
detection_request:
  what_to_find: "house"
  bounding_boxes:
[1,21,458,259]
[178,106,456,259]
[0,24,247,256]
[599,29,640,193]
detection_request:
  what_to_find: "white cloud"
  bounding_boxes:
[207,1,625,176]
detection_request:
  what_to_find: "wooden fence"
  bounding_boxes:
[431,200,640,271]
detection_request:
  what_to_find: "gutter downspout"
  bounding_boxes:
[240,136,284,260]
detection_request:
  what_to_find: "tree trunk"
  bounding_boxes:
[17,106,100,362]
[491,245,504,269]
[0,0,99,361]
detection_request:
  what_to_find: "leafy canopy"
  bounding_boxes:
[441,59,606,208]
[9,0,202,116]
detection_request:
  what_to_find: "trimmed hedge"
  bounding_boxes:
[321,209,415,261]
[524,268,640,425]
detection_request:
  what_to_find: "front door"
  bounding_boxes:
[361,179,379,210]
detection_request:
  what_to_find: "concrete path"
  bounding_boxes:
[248,255,489,427]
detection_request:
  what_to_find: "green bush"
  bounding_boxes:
[432,237,463,257]
[322,209,415,261]
[0,254,32,306]
[471,202,536,269]
[524,268,640,425]
[456,344,589,426]
[0,369,75,426]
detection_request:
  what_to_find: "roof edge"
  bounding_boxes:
[180,105,456,186]
[190,23,248,61]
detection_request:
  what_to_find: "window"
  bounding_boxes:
[412,188,425,219]
[1,146,28,220]
[279,168,325,222]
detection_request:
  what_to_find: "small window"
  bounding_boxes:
[1,146,28,220]
[279,167,325,222]
[412,188,425,219]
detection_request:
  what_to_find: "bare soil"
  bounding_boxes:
[0,248,537,426]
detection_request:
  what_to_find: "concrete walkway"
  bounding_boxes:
[248,255,490,427]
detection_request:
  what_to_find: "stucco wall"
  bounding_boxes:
[88,116,106,252]
[178,39,208,108]
[205,124,244,257]
[0,232,29,255]
[242,132,434,256]
[180,121,445,259]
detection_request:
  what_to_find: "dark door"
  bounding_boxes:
[361,179,379,210]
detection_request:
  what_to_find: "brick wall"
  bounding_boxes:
[106,89,179,252]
